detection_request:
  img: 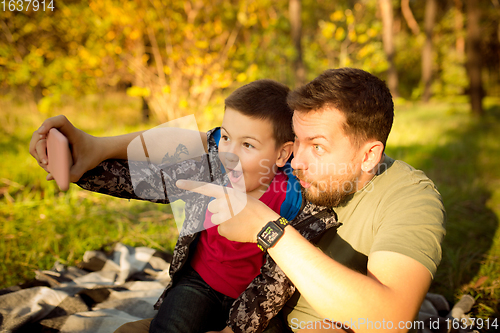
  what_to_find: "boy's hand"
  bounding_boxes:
[176,180,280,243]
[29,115,102,182]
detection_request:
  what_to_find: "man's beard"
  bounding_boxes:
[293,170,358,207]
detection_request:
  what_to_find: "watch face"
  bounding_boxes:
[260,223,282,246]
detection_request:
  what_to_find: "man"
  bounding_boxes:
[30,68,445,332]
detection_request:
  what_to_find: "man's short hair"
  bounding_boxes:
[225,79,294,147]
[287,67,394,148]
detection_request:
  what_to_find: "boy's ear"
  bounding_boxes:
[276,142,294,167]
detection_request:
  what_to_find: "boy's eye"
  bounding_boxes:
[243,142,254,149]
[221,135,230,142]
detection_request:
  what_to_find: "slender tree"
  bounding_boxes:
[290,0,305,87]
[465,0,484,116]
[380,0,400,98]
[454,0,465,57]
[401,0,420,35]
[422,0,437,102]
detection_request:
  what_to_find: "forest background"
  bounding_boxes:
[1,0,500,328]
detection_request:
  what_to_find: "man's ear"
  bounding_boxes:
[276,141,294,167]
[360,141,384,173]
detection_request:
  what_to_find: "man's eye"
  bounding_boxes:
[314,145,324,153]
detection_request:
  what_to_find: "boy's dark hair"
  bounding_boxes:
[287,67,394,148]
[225,79,294,147]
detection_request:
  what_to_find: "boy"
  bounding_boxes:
[31,80,339,333]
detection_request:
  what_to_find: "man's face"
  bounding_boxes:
[291,108,364,207]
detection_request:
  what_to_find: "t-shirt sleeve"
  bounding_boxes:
[370,171,446,278]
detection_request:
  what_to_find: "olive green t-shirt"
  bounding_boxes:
[283,156,446,330]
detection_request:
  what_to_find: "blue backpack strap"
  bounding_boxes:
[208,127,226,175]
[211,127,221,147]
[279,163,302,221]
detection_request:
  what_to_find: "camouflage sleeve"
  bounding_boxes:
[227,257,296,333]
[76,156,213,203]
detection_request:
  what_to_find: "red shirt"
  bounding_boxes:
[190,172,288,299]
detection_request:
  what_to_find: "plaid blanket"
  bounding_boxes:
[0,243,172,333]
[0,243,477,333]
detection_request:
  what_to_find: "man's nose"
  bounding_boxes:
[291,146,307,170]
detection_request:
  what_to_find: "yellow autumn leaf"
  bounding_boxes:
[331,10,343,22]
[237,73,247,82]
[348,30,356,42]
[195,40,209,49]
[335,27,345,41]
[357,34,369,44]
[130,30,141,40]
[179,99,188,109]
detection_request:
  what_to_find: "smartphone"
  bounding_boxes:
[46,128,73,191]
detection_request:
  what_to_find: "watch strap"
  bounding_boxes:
[275,216,289,230]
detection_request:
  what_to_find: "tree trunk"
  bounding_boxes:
[454,0,465,57]
[141,97,150,123]
[133,35,150,123]
[380,0,399,98]
[465,0,484,116]
[289,0,305,87]
[422,0,436,102]
[401,0,420,35]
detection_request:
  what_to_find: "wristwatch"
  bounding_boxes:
[257,217,289,251]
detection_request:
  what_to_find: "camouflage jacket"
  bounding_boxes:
[76,128,340,333]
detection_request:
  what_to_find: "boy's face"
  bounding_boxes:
[219,108,284,196]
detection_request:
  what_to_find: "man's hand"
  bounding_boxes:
[176,179,280,243]
[29,115,102,182]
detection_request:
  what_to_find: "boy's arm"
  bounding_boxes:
[76,128,220,203]
[77,155,214,204]
[76,159,168,203]
[30,115,208,182]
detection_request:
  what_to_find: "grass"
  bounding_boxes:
[1,93,499,328]
[0,93,185,288]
